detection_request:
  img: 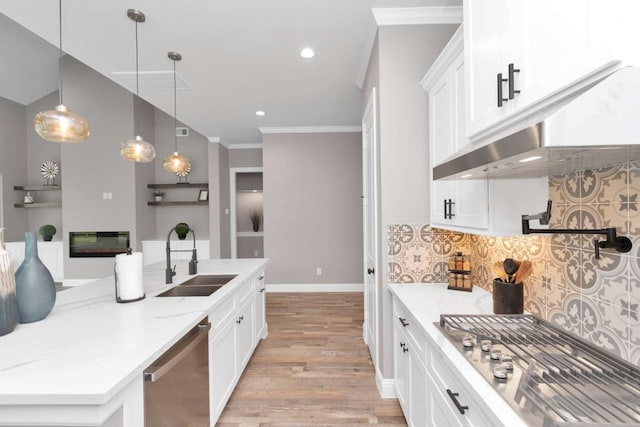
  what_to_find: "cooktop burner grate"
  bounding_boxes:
[439,314,640,426]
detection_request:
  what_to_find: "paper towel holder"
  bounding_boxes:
[114,248,146,303]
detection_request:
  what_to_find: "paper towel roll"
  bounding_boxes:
[115,252,145,302]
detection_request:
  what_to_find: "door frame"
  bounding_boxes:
[362,87,379,368]
[229,167,264,258]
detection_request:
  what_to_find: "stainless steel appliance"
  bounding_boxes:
[438,314,640,426]
[144,317,211,427]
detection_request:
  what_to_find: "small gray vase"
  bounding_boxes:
[15,232,56,323]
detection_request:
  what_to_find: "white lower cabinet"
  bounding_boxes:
[254,272,267,339]
[209,273,266,424]
[392,296,501,427]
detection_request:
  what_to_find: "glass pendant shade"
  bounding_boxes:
[162,152,191,174]
[120,135,156,162]
[34,104,90,143]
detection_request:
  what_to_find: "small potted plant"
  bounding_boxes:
[175,222,190,240]
[38,224,57,242]
[153,190,165,202]
[250,210,262,232]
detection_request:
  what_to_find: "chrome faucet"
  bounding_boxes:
[165,226,198,284]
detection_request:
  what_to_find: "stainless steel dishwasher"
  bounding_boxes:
[144,317,211,427]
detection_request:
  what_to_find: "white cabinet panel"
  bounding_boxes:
[254,272,267,340]
[237,298,255,370]
[209,317,237,421]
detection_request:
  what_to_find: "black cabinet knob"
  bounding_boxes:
[367,268,375,275]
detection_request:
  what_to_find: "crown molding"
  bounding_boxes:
[420,25,464,90]
[207,136,221,143]
[259,126,361,134]
[355,6,462,89]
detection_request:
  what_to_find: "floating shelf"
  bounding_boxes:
[147,183,208,189]
[14,203,62,208]
[147,201,209,206]
[14,185,61,191]
[238,189,263,193]
[237,231,264,237]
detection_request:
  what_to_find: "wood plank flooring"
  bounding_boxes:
[217,292,407,427]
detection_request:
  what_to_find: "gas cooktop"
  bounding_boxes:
[437,314,640,427]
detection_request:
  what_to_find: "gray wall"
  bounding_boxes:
[263,132,362,285]
[134,97,157,249]
[218,145,230,258]
[60,56,137,279]
[0,96,27,241]
[367,24,459,379]
[228,147,262,167]
[152,109,210,240]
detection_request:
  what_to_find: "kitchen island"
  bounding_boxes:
[0,258,268,427]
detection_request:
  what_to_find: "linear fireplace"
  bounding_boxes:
[69,231,130,258]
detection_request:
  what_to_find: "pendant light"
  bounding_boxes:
[34,0,90,143]
[162,52,191,174]
[120,9,156,162]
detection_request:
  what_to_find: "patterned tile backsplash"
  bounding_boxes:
[388,161,640,367]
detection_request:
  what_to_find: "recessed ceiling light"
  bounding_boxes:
[461,174,472,178]
[300,47,315,59]
[255,110,265,116]
[519,156,542,163]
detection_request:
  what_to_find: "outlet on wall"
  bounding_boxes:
[316,267,322,276]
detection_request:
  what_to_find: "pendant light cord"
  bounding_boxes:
[134,18,139,136]
[173,58,178,153]
[58,0,63,105]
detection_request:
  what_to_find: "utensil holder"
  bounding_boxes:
[492,279,523,314]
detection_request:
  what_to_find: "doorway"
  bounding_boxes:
[229,167,264,259]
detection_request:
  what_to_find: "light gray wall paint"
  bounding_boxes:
[372,24,458,379]
[60,55,137,279]
[218,145,231,258]
[134,96,157,249]
[208,143,222,258]
[0,96,27,241]
[152,109,210,240]
[228,148,262,167]
[25,91,63,239]
[263,132,362,285]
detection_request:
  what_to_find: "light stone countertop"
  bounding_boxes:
[387,282,527,427]
[0,258,268,406]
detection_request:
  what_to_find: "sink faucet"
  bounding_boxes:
[165,226,198,284]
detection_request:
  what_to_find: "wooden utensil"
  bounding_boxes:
[492,260,507,282]
[512,260,532,284]
[503,258,520,282]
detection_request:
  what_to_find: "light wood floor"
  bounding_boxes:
[217,292,407,427]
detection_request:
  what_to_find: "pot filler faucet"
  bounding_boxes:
[165,226,198,284]
[522,200,632,259]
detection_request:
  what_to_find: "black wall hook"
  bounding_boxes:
[522,200,633,260]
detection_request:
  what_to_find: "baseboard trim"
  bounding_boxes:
[266,283,364,292]
[376,367,397,399]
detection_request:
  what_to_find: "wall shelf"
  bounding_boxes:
[14,185,61,191]
[237,231,264,237]
[14,203,62,209]
[147,201,208,206]
[147,183,208,189]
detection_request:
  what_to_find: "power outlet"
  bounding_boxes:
[316,267,322,276]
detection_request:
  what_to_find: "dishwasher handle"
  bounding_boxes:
[144,321,211,382]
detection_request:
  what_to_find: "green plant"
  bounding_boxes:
[250,210,262,231]
[175,222,190,239]
[38,224,56,241]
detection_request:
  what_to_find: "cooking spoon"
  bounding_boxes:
[492,261,507,282]
[503,258,520,283]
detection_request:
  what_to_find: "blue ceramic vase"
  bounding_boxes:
[15,232,56,323]
[0,228,19,336]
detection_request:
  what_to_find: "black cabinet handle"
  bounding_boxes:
[497,73,508,107]
[367,268,375,275]
[446,389,469,415]
[259,288,266,293]
[444,199,455,219]
[508,63,520,99]
[258,275,265,280]
[400,342,406,349]
[236,315,244,324]
[399,317,409,327]
[403,347,409,353]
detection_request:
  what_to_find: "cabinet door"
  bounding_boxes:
[237,299,255,370]
[209,318,238,420]
[254,273,267,340]
[393,322,409,410]
[464,0,513,137]
[429,71,455,225]
[429,381,466,427]
[408,350,427,427]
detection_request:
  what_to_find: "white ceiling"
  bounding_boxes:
[0,0,460,145]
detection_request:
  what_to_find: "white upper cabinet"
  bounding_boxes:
[465,0,640,143]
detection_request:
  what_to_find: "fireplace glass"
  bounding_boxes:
[69,231,130,258]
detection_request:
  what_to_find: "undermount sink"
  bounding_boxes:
[156,274,238,297]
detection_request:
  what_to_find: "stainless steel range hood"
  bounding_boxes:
[434,67,640,180]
